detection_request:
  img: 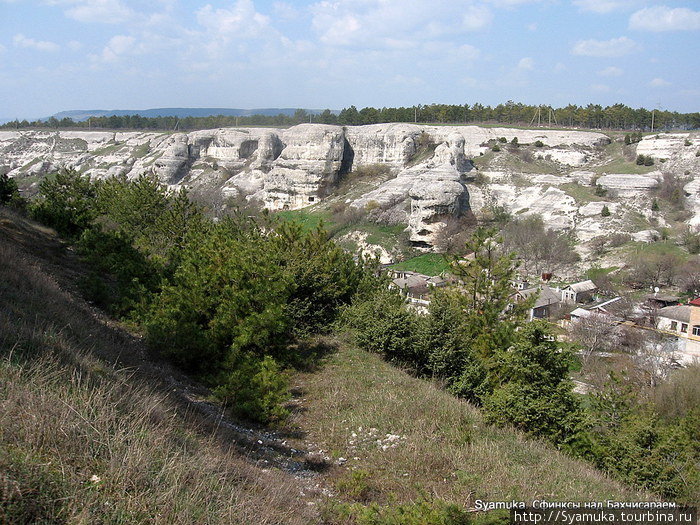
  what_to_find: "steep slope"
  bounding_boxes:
[0,208,656,523]
[290,343,649,518]
[0,208,320,524]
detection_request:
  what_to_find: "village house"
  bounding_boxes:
[655,298,700,339]
[561,280,598,304]
[389,270,447,310]
[690,298,700,341]
[656,304,692,337]
[512,285,561,321]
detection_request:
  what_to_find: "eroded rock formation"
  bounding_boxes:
[2,124,699,251]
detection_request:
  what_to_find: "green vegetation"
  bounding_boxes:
[636,154,655,166]
[11,169,700,513]
[91,142,124,156]
[6,102,699,130]
[275,207,334,232]
[294,342,645,521]
[27,169,373,424]
[342,228,699,502]
[0,174,25,210]
[593,141,657,175]
[390,253,450,276]
[0,211,313,524]
[559,182,600,205]
[18,157,43,173]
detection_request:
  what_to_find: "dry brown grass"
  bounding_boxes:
[290,342,650,510]
[0,210,316,524]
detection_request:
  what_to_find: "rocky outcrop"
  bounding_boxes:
[255,124,346,210]
[597,173,660,196]
[2,125,698,253]
[351,132,473,248]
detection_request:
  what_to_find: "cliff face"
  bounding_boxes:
[2,124,699,250]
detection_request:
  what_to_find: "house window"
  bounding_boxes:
[693,325,700,336]
[308,196,315,202]
[681,323,688,333]
[671,321,678,331]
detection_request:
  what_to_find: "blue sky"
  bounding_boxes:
[1,0,699,119]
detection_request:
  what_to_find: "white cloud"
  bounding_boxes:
[273,1,299,20]
[572,0,635,14]
[517,57,534,70]
[47,0,133,23]
[196,1,271,39]
[630,6,700,32]
[597,65,623,77]
[649,77,671,87]
[571,36,637,57]
[13,33,60,52]
[527,23,537,31]
[310,0,490,49]
[462,4,493,31]
[99,34,135,62]
[591,83,610,92]
[554,62,567,72]
[67,40,83,51]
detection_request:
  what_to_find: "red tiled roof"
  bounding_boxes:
[690,297,700,307]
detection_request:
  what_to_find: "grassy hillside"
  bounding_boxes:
[0,208,315,524]
[390,253,451,276]
[0,207,653,524]
[290,342,648,518]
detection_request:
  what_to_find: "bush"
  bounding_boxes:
[491,144,501,152]
[76,228,162,315]
[484,382,581,444]
[341,287,417,366]
[533,140,545,147]
[498,136,507,143]
[601,205,611,217]
[0,174,21,205]
[145,222,292,372]
[636,154,654,166]
[214,354,290,423]
[30,169,98,238]
[657,172,687,210]
[483,322,583,443]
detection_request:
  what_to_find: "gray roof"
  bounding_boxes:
[566,280,597,293]
[392,274,430,296]
[519,286,561,309]
[657,304,691,323]
[647,293,680,303]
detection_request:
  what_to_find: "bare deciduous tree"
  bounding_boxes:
[501,215,579,276]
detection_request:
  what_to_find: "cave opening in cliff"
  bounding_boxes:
[238,140,259,159]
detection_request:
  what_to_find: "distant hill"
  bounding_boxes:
[50,107,337,122]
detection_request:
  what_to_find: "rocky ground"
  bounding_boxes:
[2,124,699,258]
